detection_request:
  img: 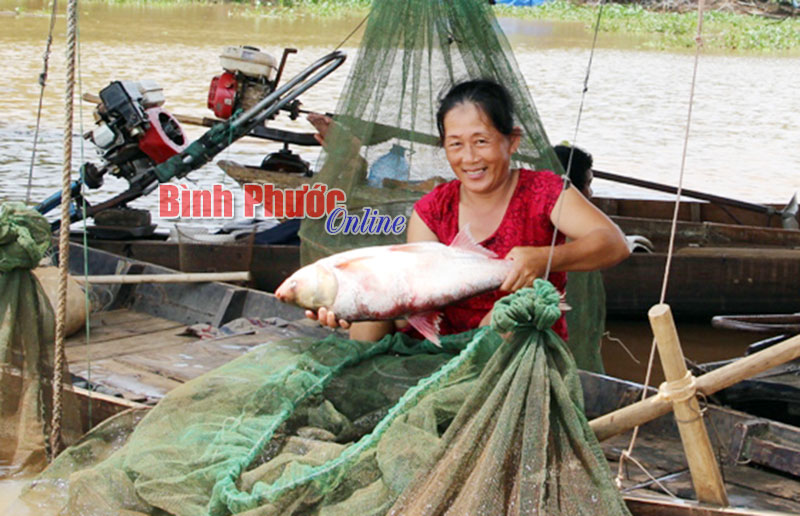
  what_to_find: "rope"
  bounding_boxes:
[618,0,707,489]
[543,0,606,280]
[51,0,79,459]
[334,11,370,51]
[656,370,697,404]
[616,450,679,499]
[25,0,59,204]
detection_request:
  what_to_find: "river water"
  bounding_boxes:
[0,0,798,223]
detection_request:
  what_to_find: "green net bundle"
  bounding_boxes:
[0,203,80,476]
[19,281,629,515]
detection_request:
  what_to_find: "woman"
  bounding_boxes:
[309,79,630,341]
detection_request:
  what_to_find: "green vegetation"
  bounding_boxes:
[496,0,800,51]
[32,0,798,49]
[246,0,371,17]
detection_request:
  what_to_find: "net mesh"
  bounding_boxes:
[298,0,563,262]
[0,202,81,477]
[19,282,628,516]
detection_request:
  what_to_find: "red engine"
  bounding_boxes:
[138,107,187,163]
[207,46,277,120]
[207,72,238,119]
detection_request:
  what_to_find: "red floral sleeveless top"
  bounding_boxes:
[413,169,568,339]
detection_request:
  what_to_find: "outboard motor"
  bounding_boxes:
[207,46,278,119]
[83,80,187,189]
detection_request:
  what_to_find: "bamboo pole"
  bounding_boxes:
[648,303,728,506]
[590,332,800,442]
[75,271,251,284]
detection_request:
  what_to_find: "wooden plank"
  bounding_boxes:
[110,325,310,383]
[603,253,800,318]
[66,326,194,363]
[608,449,800,513]
[71,385,149,430]
[624,493,798,516]
[612,216,800,249]
[113,336,263,383]
[65,310,184,347]
[69,359,183,402]
[603,427,800,511]
[592,197,789,229]
[218,160,313,188]
[77,271,251,284]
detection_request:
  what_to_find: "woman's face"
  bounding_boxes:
[442,102,520,195]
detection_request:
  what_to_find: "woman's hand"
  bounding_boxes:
[305,307,351,329]
[307,113,332,147]
[501,246,548,292]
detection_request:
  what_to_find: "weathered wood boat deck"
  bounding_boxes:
[582,374,800,514]
[65,309,329,404]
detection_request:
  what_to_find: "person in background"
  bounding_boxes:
[554,144,593,198]
[308,79,630,343]
[554,143,607,373]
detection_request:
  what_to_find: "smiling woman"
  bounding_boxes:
[310,79,630,346]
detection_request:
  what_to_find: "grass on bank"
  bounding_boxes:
[496,0,800,51]
[16,0,798,50]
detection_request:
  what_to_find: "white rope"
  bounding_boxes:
[618,0,707,489]
[543,0,606,280]
[657,370,697,404]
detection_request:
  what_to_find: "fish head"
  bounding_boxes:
[275,264,338,310]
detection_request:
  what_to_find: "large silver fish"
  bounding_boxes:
[275,227,514,345]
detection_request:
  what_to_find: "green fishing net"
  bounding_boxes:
[296,0,605,368]
[0,203,80,476]
[19,281,629,515]
[298,0,564,263]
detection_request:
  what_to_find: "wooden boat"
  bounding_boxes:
[219,160,798,230]
[696,315,800,427]
[61,243,328,411]
[38,243,800,514]
[76,186,800,319]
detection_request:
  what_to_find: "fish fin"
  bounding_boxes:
[407,311,442,347]
[449,224,497,258]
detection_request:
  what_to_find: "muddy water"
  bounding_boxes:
[602,319,758,385]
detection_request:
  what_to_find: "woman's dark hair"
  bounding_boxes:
[554,144,593,193]
[436,79,515,142]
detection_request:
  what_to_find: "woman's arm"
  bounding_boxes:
[501,186,630,292]
[406,209,440,243]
